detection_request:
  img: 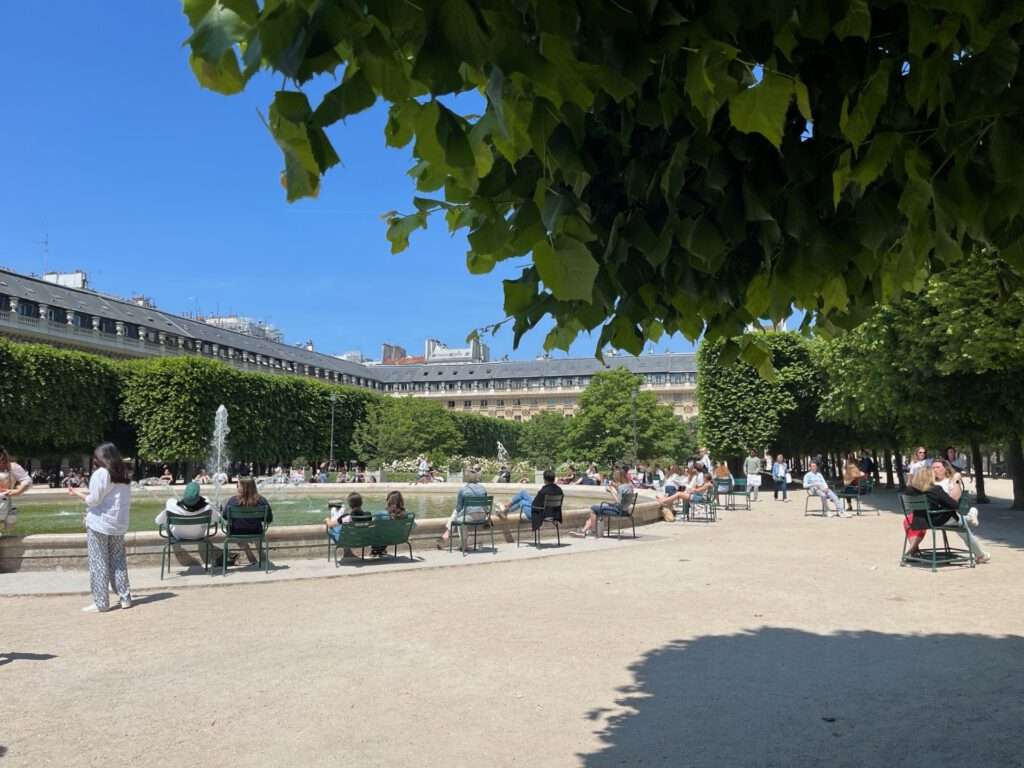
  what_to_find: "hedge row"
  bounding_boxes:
[0,339,124,456]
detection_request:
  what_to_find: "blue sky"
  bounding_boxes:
[0,3,698,360]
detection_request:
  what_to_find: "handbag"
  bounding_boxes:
[784,472,792,484]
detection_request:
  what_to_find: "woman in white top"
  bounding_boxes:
[68,443,133,613]
[0,446,33,530]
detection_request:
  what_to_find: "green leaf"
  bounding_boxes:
[840,60,893,151]
[728,71,794,149]
[313,68,376,126]
[189,50,245,95]
[385,212,428,254]
[834,0,871,41]
[534,237,599,302]
[435,105,474,168]
[384,102,416,148]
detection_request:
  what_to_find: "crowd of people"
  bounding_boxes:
[0,435,996,615]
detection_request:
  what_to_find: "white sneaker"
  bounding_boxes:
[120,597,132,610]
[81,604,107,613]
[966,508,979,528]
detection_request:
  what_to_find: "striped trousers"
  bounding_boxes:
[86,529,131,610]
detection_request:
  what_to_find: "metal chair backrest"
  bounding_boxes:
[165,510,213,527]
[538,493,563,521]
[223,505,271,534]
[459,494,492,522]
[899,494,928,514]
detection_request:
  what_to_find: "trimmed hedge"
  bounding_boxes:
[452,411,522,458]
[121,357,379,462]
[0,338,124,456]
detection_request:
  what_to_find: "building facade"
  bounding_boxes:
[0,268,698,420]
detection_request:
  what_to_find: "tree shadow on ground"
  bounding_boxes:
[0,652,56,667]
[579,627,1024,768]
[837,489,1024,553]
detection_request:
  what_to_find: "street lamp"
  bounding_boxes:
[329,392,338,470]
[631,386,638,465]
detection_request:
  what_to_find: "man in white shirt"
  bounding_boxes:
[803,461,847,517]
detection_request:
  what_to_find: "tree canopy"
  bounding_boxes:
[698,331,832,460]
[564,367,694,464]
[184,0,1024,364]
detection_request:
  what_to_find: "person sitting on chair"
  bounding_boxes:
[904,463,988,563]
[711,461,733,493]
[223,477,273,564]
[656,466,711,509]
[803,461,847,518]
[841,458,864,511]
[497,469,564,530]
[573,468,634,537]
[437,469,489,547]
[154,481,219,540]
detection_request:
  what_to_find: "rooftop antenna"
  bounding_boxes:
[37,230,49,274]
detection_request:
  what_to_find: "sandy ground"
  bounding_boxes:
[2,481,1023,767]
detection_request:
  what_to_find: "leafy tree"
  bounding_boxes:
[519,411,570,467]
[183,1,1024,364]
[698,332,829,462]
[0,339,125,456]
[818,253,1024,506]
[563,367,683,464]
[352,396,463,462]
[452,411,522,457]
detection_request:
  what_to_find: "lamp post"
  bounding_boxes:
[631,386,638,465]
[329,392,338,470]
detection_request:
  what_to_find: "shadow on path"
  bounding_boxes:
[131,591,176,606]
[0,652,56,667]
[579,627,1024,767]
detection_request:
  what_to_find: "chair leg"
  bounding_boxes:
[516,518,522,548]
[222,541,228,575]
[160,543,166,581]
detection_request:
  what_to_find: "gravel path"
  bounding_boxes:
[3,482,1022,767]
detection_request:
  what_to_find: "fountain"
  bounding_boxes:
[497,441,511,465]
[210,405,230,509]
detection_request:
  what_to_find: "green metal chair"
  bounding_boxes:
[727,478,750,510]
[219,505,272,574]
[450,495,495,555]
[598,492,638,537]
[157,510,217,580]
[326,512,374,563]
[371,514,416,560]
[689,487,718,522]
[517,493,563,547]
[803,488,828,516]
[899,493,975,572]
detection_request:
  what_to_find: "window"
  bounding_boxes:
[513,399,522,406]
[447,400,455,408]
[463,400,471,408]
[514,415,521,421]
[496,399,504,406]
[547,398,556,406]
[480,400,488,407]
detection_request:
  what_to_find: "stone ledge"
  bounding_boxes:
[0,499,665,571]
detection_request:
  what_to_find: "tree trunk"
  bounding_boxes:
[884,449,895,489]
[970,439,989,504]
[1009,434,1024,510]
[894,449,906,490]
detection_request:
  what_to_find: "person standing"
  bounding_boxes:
[743,450,763,501]
[68,443,133,613]
[771,454,790,502]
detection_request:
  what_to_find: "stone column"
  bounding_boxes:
[115,321,125,336]
[67,311,75,328]
[8,297,18,313]
[38,303,49,322]
[91,316,101,333]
